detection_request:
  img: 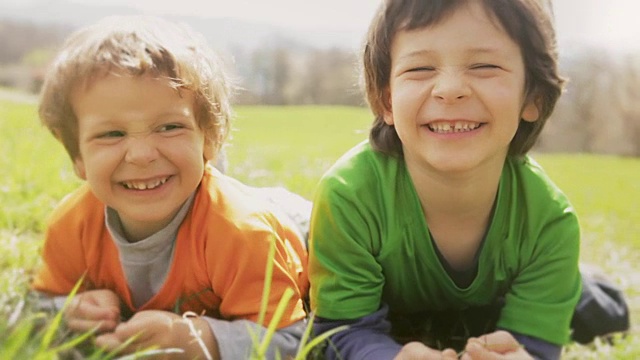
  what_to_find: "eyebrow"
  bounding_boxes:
[398,47,508,61]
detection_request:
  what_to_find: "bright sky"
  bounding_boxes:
[78,0,380,31]
[88,0,640,50]
[553,0,640,51]
[4,0,640,50]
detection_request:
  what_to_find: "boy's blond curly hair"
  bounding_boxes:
[39,15,234,162]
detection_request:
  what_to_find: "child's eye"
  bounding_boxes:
[98,130,125,138]
[407,66,436,72]
[470,64,500,70]
[159,124,184,132]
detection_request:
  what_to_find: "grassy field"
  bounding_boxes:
[0,97,638,358]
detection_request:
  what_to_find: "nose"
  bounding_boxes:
[124,136,159,165]
[432,71,471,103]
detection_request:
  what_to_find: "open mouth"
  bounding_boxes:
[427,121,483,134]
[121,176,170,190]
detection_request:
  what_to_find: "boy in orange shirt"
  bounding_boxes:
[32,15,308,359]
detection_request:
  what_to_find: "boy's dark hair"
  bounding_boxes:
[39,15,234,162]
[363,0,564,157]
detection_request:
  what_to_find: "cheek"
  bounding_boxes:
[392,81,428,105]
[165,139,207,164]
[392,83,433,119]
[78,146,123,181]
[483,85,524,119]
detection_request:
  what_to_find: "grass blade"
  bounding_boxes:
[257,287,295,356]
[257,235,277,328]
[295,324,349,360]
[38,274,85,352]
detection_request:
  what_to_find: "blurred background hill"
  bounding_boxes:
[1,0,639,155]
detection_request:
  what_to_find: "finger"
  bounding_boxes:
[108,320,155,351]
[66,317,118,333]
[64,306,119,333]
[92,290,122,308]
[66,299,119,323]
[395,342,445,360]
[481,331,522,353]
[95,333,124,352]
[441,348,458,360]
[96,328,151,356]
[464,342,496,360]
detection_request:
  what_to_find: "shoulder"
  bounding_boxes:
[46,184,104,231]
[190,166,300,245]
[500,156,580,253]
[188,167,307,292]
[504,155,576,218]
[316,140,402,201]
[194,167,276,231]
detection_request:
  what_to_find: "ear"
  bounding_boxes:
[522,97,540,123]
[382,88,394,125]
[73,157,87,180]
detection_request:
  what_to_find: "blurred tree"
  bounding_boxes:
[536,49,640,156]
[0,19,70,65]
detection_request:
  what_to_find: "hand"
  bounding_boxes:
[394,341,458,360]
[95,310,219,359]
[460,330,533,360]
[64,289,120,333]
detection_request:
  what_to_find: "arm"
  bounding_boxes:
[94,308,305,359]
[309,165,410,359]
[31,187,103,296]
[32,194,124,334]
[206,317,305,359]
[511,332,561,360]
[314,304,402,360]
[88,222,307,359]
[34,289,121,334]
[310,171,456,360]
[95,310,219,359]
[315,305,457,360]
[309,184,401,359]
[488,162,583,354]
[194,203,308,359]
[497,212,581,347]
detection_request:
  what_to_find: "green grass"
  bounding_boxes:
[226,105,372,197]
[0,98,638,358]
[533,153,640,358]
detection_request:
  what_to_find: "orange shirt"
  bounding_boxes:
[33,166,308,328]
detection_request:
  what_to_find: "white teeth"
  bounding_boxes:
[429,121,480,133]
[122,177,168,190]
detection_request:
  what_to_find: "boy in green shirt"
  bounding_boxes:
[308,0,582,359]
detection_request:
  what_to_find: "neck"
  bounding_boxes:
[406,157,505,222]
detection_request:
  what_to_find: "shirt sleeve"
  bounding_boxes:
[314,304,402,360]
[510,331,561,360]
[309,176,386,320]
[31,217,90,295]
[206,212,307,329]
[498,210,582,345]
[32,291,69,313]
[205,317,305,359]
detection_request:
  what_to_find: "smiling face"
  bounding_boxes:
[383,1,539,175]
[71,73,213,241]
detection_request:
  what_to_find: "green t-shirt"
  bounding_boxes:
[309,141,582,345]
